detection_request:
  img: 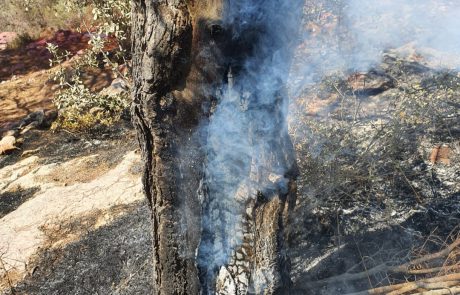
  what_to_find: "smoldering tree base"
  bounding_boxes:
[131,0,301,294]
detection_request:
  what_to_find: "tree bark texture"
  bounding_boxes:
[131,1,301,294]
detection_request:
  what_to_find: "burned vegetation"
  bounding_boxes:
[288,56,460,295]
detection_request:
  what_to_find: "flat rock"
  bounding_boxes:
[0,135,17,154]
[0,151,143,284]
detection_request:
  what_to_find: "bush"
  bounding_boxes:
[50,78,129,131]
[41,0,131,131]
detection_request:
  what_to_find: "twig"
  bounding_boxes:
[354,238,373,288]
[396,164,423,204]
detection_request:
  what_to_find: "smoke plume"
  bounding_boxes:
[196,0,460,292]
[346,0,460,70]
[290,0,460,96]
[197,0,302,292]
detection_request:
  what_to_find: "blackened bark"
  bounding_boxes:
[131,1,200,294]
[131,1,299,294]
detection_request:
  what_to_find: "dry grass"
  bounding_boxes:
[5,33,34,50]
[0,0,85,34]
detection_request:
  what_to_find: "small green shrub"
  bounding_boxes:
[41,0,131,132]
[49,75,129,131]
[51,87,130,132]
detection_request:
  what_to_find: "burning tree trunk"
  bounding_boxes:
[131,0,301,294]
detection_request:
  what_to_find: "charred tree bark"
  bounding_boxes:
[131,1,301,294]
[131,1,199,294]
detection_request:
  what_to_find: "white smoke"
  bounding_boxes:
[346,0,460,70]
[196,0,460,292]
[197,0,302,292]
[290,0,460,96]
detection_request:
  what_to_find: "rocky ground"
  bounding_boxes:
[0,121,150,294]
[0,31,150,294]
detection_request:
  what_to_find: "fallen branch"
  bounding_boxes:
[411,286,460,294]
[344,273,460,295]
[393,238,460,273]
[387,280,459,295]
[301,238,460,287]
[406,264,460,275]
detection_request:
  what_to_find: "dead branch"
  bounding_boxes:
[344,273,460,295]
[394,238,460,273]
[302,238,460,287]
[406,264,460,275]
[387,280,460,295]
[411,286,460,294]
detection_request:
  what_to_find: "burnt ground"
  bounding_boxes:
[287,54,460,293]
[6,193,458,294]
[0,186,40,219]
[290,192,460,294]
[0,120,137,169]
[11,202,153,295]
[0,120,147,295]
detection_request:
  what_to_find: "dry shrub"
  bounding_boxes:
[290,65,460,208]
[52,107,127,132]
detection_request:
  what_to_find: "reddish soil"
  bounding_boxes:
[0,30,92,82]
[0,30,119,131]
[0,69,55,131]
